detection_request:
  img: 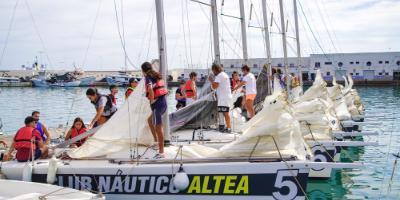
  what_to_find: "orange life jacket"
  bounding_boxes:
[14,127,36,150]
[147,79,168,99]
[70,128,87,147]
[184,80,195,98]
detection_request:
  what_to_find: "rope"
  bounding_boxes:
[24,0,53,67]
[0,0,20,67]
[81,0,103,67]
[184,0,194,69]
[112,0,137,69]
[297,0,330,61]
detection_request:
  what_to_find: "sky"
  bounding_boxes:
[0,0,399,71]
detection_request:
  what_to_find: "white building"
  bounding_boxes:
[220,52,400,81]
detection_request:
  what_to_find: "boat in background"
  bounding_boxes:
[0,179,105,200]
[31,71,50,87]
[0,76,31,87]
[105,71,134,86]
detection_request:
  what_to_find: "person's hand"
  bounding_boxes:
[0,141,7,148]
[88,122,94,130]
[3,153,11,161]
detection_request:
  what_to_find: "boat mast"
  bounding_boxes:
[293,0,303,92]
[211,0,221,65]
[155,0,170,136]
[278,0,290,94]
[261,0,272,95]
[239,0,248,64]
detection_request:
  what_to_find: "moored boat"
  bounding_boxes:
[0,179,105,200]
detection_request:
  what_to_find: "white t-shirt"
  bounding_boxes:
[242,73,257,95]
[214,72,232,107]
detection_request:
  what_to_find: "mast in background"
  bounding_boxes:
[155,0,170,136]
[239,0,248,64]
[211,0,221,65]
[278,0,290,93]
[293,0,303,93]
[261,0,273,94]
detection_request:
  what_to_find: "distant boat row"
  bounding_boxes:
[0,70,144,87]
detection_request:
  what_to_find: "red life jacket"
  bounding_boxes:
[70,128,87,147]
[147,79,168,99]
[14,127,36,150]
[184,80,195,98]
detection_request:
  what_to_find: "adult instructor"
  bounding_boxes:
[209,63,232,132]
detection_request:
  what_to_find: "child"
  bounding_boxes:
[65,117,87,148]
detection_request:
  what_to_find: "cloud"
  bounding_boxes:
[0,0,399,71]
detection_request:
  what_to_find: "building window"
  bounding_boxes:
[356,73,359,75]
[366,61,371,66]
[397,61,400,66]
[379,61,383,64]
[338,62,343,67]
[378,72,382,75]
[385,61,389,64]
[349,62,354,65]
[350,73,354,75]
[289,63,295,68]
[324,62,332,65]
[385,72,389,75]
[278,63,283,67]
[253,64,258,68]
[326,72,331,76]
[355,61,360,64]
[315,62,321,68]
[230,64,234,68]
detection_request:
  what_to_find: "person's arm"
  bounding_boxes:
[233,81,246,91]
[0,140,7,148]
[64,129,72,140]
[211,82,219,90]
[3,141,15,161]
[175,91,185,100]
[147,83,155,103]
[90,106,105,128]
[41,123,51,145]
[190,81,197,99]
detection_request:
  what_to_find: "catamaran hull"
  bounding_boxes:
[1,160,309,200]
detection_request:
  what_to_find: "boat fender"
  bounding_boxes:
[173,166,189,191]
[47,156,59,184]
[22,162,33,182]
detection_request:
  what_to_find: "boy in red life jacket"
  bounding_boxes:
[3,116,48,162]
[64,117,88,148]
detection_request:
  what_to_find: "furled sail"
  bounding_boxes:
[169,81,218,132]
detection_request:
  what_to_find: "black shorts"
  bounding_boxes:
[217,106,229,113]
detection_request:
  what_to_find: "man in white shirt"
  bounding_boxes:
[233,65,257,119]
[209,63,232,132]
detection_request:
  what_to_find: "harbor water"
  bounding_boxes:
[0,86,399,199]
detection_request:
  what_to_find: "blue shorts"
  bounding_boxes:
[151,96,167,125]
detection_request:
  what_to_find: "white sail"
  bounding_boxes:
[68,79,154,158]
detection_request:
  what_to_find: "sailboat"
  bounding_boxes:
[0,1,329,199]
[0,179,105,200]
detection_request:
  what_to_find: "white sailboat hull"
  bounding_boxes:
[1,159,310,200]
[0,179,104,200]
